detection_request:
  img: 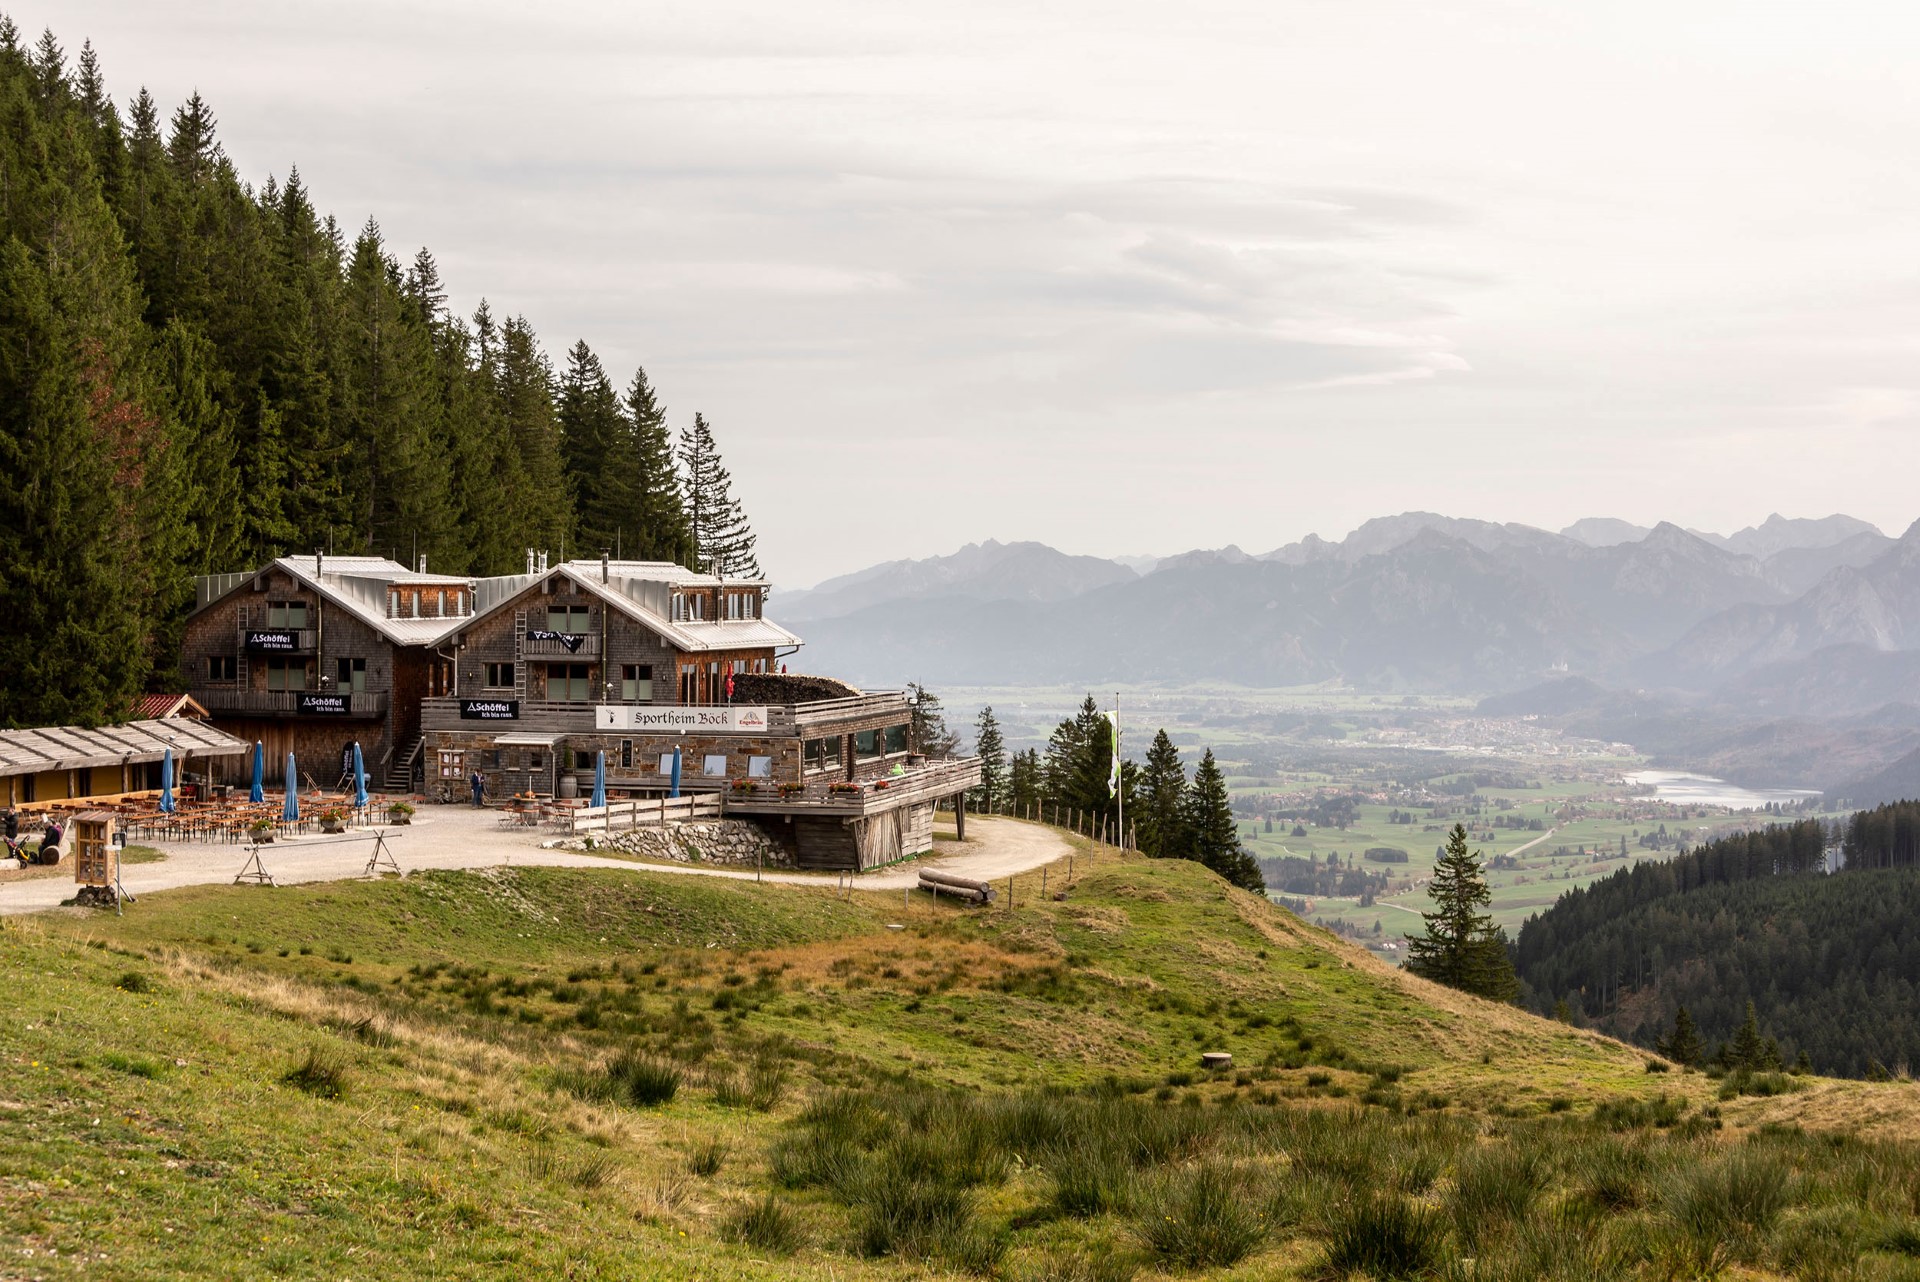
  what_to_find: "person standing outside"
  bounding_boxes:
[469,768,486,808]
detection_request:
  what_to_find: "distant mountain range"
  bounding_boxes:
[779,512,1920,791]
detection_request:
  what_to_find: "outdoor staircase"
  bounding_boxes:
[385,736,423,794]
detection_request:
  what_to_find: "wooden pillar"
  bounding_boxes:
[954,792,966,841]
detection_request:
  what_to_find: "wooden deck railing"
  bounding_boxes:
[567,793,724,835]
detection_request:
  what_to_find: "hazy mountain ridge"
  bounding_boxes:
[788,514,1914,727]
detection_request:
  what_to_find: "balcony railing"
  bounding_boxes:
[523,633,601,659]
[191,688,390,718]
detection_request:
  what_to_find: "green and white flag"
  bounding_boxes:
[1105,711,1120,798]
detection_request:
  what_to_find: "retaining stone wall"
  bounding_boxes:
[591,818,790,868]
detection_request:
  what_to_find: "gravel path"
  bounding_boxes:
[0,809,1073,914]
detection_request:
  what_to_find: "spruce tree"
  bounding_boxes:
[1656,1005,1704,1068]
[558,341,626,555]
[1137,729,1188,858]
[971,706,1008,812]
[1008,748,1042,816]
[1728,1001,1768,1072]
[678,412,759,577]
[1406,823,1520,1001]
[619,365,692,563]
[1185,750,1265,892]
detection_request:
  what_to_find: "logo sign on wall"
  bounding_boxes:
[298,692,351,715]
[525,630,584,652]
[596,705,768,734]
[246,630,301,652]
[460,699,520,721]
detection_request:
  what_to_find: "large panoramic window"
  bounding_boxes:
[546,605,590,634]
[804,736,843,771]
[545,663,591,701]
[266,601,308,629]
[854,728,881,759]
[621,664,653,701]
[885,724,909,755]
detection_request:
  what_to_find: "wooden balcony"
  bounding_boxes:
[724,756,983,817]
[191,688,391,719]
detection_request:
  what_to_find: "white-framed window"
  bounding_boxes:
[702,754,728,777]
[747,755,771,779]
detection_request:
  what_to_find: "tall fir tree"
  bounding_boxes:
[971,706,1008,812]
[1406,823,1520,1002]
[906,683,959,757]
[1008,748,1042,817]
[556,340,625,555]
[1137,729,1189,858]
[678,412,759,577]
[1184,749,1265,891]
[620,365,691,562]
[1656,1006,1704,1068]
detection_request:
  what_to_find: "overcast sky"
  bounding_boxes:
[27,0,1920,585]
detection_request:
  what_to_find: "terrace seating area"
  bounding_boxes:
[26,791,420,844]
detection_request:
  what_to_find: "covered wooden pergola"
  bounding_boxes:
[0,716,250,809]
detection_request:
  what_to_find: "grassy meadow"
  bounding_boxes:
[5,829,1918,1279]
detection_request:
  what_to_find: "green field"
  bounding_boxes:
[6,829,1919,1280]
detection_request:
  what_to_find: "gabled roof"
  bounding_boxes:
[194,557,474,648]
[130,693,210,721]
[0,718,249,775]
[462,561,801,655]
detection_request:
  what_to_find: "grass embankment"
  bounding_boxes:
[2,835,1918,1279]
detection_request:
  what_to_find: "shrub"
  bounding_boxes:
[722,1193,807,1255]
[686,1137,729,1177]
[1663,1148,1798,1266]
[1718,1070,1806,1100]
[608,1048,680,1107]
[1134,1163,1265,1270]
[1050,1139,1134,1217]
[569,1151,615,1189]
[855,1171,976,1260]
[1591,1092,1684,1130]
[1313,1193,1446,1280]
[283,1045,349,1100]
[115,971,150,993]
[1448,1144,1549,1251]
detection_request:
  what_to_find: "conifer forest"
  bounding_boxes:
[0,23,758,729]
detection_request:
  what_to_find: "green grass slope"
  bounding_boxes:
[4,833,1918,1279]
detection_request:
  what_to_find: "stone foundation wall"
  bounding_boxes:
[590,818,790,868]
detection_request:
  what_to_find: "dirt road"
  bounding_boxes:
[0,810,1073,915]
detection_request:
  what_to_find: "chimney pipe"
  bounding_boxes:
[537,550,548,574]
[315,549,323,576]
[601,549,610,584]
[418,553,428,574]
[525,548,535,576]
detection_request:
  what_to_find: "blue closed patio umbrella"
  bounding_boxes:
[669,747,681,798]
[351,742,368,810]
[283,752,300,823]
[158,747,176,814]
[248,741,264,804]
[592,750,606,808]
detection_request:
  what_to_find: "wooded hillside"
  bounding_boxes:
[0,19,753,728]
[1514,800,1920,1076]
